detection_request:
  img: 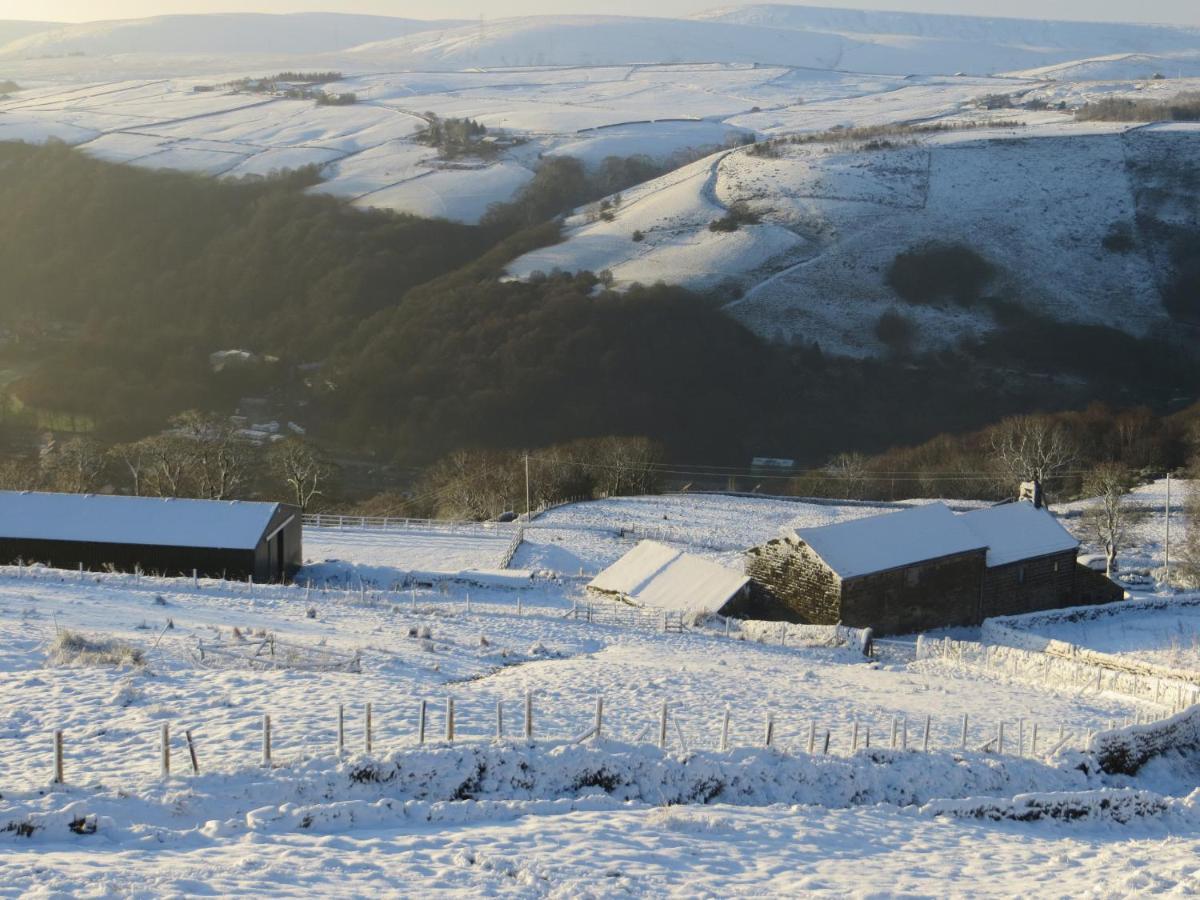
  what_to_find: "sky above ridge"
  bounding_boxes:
[3,1,1197,27]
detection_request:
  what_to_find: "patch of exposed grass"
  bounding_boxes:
[47,630,146,667]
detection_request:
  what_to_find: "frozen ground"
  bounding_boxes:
[303,523,517,580]
[1021,602,1200,672]
[3,490,1198,894]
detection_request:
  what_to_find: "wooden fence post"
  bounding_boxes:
[1018,718,1025,756]
[720,707,731,752]
[160,723,170,779]
[53,729,64,785]
[446,697,455,743]
[822,731,830,755]
[763,713,774,748]
[524,691,533,742]
[186,729,200,775]
[852,719,859,752]
[418,700,427,746]
[808,720,816,755]
[337,704,345,756]
[997,720,1005,755]
[890,716,898,749]
[594,697,604,741]
[262,714,272,768]
[365,702,373,755]
[901,717,908,750]
[496,700,503,740]
[1031,722,1039,757]
[659,701,669,750]
[961,714,968,750]
[923,715,931,752]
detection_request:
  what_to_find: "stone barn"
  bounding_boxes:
[0,491,302,583]
[745,501,1122,636]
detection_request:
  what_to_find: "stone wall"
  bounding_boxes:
[840,551,987,635]
[980,550,1077,619]
[744,537,841,624]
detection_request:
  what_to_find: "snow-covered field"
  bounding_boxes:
[4,490,1200,894]
[304,523,518,580]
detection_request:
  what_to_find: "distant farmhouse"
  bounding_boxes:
[588,540,751,618]
[746,501,1123,635]
[0,491,301,583]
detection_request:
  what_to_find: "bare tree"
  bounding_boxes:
[140,434,194,497]
[268,438,334,511]
[0,455,41,491]
[1082,463,1147,577]
[109,441,151,496]
[825,452,869,500]
[988,415,1078,503]
[170,411,252,500]
[1182,457,1200,588]
[44,437,106,494]
[590,436,661,498]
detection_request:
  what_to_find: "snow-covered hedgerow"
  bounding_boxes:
[1089,706,1200,775]
[0,740,1095,842]
[921,788,1189,824]
[734,620,872,655]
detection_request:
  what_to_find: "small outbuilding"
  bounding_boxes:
[0,491,302,583]
[588,540,751,618]
[745,501,1122,635]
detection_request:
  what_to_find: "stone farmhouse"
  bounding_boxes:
[745,501,1123,635]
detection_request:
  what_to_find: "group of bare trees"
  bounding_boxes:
[0,411,334,510]
[411,437,663,522]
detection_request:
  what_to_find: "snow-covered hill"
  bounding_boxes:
[344,12,1200,77]
[695,4,1200,57]
[6,9,1198,80]
[510,119,1200,357]
[0,13,463,60]
[0,21,61,48]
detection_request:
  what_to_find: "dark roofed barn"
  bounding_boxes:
[745,501,1123,636]
[0,491,302,583]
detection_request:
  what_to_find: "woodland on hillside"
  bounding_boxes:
[0,140,1194,481]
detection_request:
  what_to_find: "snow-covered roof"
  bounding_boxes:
[793,503,987,579]
[588,540,749,615]
[960,502,1079,567]
[0,491,284,551]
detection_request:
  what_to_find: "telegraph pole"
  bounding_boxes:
[1165,472,1172,583]
[524,453,531,521]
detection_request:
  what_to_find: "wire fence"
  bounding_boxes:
[303,513,521,538]
[916,635,1200,712]
[27,688,1176,794]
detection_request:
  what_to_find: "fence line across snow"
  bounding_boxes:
[916,634,1200,712]
[981,595,1200,688]
[24,690,1174,794]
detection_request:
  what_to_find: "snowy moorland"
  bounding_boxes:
[3,490,1200,894]
[1,8,1198,359]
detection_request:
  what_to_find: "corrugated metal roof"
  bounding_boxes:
[0,491,282,551]
[588,540,749,615]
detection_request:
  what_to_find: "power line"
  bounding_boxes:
[523,454,1091,482]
